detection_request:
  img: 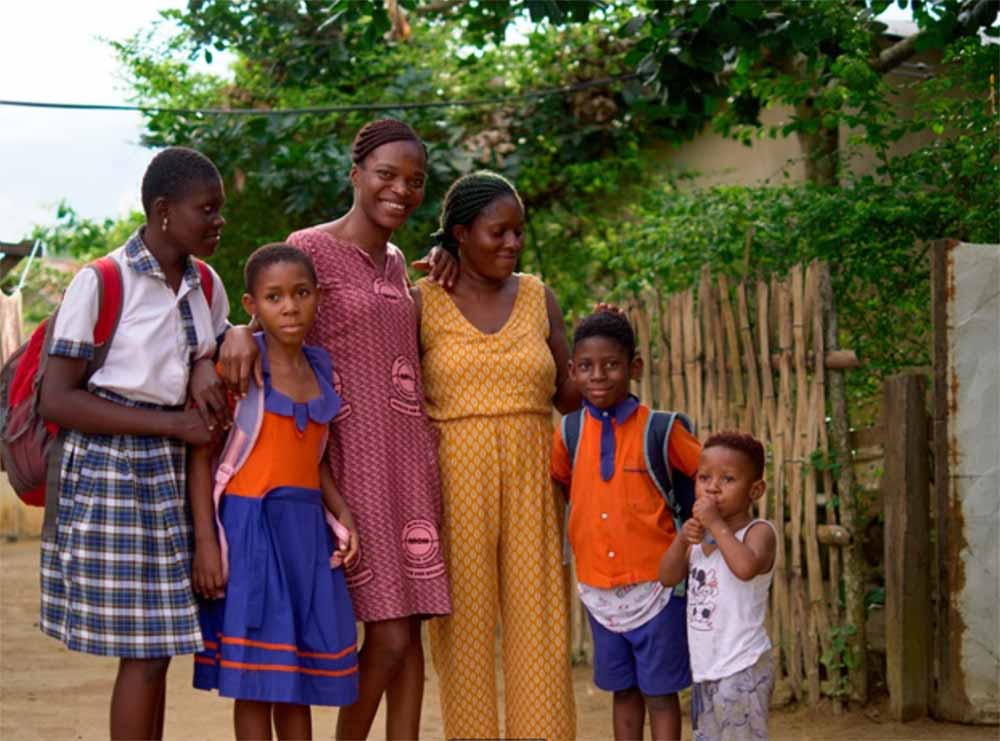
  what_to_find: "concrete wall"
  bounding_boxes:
[653,52,941,187]
[933,241,1000,724]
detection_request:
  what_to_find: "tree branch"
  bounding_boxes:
[873,33,920,74]
[873,0,999,75]
[412,0,465,15]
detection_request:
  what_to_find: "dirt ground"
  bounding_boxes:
[1,539,994,741]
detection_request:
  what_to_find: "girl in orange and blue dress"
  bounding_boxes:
[189,244,360,741]
[217,119,455,740]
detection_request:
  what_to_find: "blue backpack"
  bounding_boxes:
[560,408,697,594]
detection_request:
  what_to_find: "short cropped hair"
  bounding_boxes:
[703,431,766,480]
[572,309,636,360]
[243,243,318,294]
[140,146,221,214]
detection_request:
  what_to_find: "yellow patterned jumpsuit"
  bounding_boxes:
[418,274,576,740]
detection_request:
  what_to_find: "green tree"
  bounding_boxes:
[111,2,647,315]
[109,0,997,332]
[29,10,996,705]
[410,0,998,185]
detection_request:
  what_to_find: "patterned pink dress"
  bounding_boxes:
[287,228,451,622]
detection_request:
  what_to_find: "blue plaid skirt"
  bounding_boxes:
[39,391,203,658]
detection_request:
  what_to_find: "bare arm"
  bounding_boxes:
[188,442,225,598]
[694,497,776,581]
[188,357,230,432]
[710,520,776,581]
[38,355,211,444]
[544,285,580,414]
[553,480,568,503]
[659,520,699,587]
[411,246,459,290]
[217,324,262,397]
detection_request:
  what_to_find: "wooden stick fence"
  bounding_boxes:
[618,260,863,708]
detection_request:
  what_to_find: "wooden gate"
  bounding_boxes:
[614,261,869,707]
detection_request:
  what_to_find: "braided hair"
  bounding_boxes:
[572,309,636,360]
[141,146,221,214]
[351,118,426,165]
[433,171,523,256]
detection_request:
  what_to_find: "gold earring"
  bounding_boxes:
[162,216,169,231]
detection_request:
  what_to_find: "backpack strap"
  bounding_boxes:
[643,411,676,519]
[42,257,123,537]
[562,408,585,468]
[667,412,696,525]
[88,257,124,372]
[644,410,696,597]
[194,259,214,308]
[211,374,265,584]
[559,408,585,565]
[643,411,697,523]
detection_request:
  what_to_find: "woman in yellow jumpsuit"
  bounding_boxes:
[414,171,579,740]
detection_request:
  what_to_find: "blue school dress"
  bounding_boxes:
[193,339,358,706]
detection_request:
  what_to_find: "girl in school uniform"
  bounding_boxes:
[189,243,360,740]
[217,119,455,740]
[37,146,230,740]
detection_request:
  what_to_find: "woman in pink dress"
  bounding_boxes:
[218,119,455,739]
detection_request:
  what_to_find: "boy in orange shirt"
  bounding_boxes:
[552,309,701,741]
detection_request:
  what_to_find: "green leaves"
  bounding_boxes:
[98,0,996,366]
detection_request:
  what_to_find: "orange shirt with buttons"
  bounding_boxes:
[552,404,701,589]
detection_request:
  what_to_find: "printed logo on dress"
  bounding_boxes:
[344,542,374,589]
[373,277,402,301]
[401,519,445,580]
[688,566,718,632]
[388,356,422,416]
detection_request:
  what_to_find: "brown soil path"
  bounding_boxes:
[1,540,993,740]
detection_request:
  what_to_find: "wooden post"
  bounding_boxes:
[669,293,687,413]
[821,265,868,703]
[737,282,762,440]
[930,239,960,720]
[718,274,745,425]
[882,373,932,721]
[655,289,673,411]
[812,264,842,657]
[700,268,718,436]
[775,275,802,697]
[630,299,654,404]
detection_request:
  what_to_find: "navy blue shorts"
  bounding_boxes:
[587,593,691,697]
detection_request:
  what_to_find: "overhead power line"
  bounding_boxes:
[0,74,639,117]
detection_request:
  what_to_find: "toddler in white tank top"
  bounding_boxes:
[659,432,777,741]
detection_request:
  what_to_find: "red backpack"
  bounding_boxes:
[0,256,214,507]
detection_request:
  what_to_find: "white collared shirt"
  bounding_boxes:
[49,232,229,406]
